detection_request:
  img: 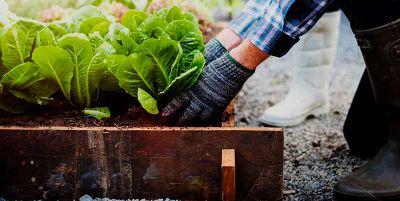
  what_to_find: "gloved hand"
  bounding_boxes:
[162,53,254,125]
[205,39,228,64]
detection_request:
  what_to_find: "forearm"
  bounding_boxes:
[215,29,269,70]
[230,40,270,70]
[215,28,242,51]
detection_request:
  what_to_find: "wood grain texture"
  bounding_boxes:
[222,149,235,201]
[0,127,283,201]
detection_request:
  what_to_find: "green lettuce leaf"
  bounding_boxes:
[0,62,40,90]
[117,53,157,98]
[137,17,168,38]
[0,62,58,105]
[48,23,68,39]
[161,50,205,99]
[83,107,111,120]
[79,17,110,35]
[165,6,185,23]
[134,38,182,91]
[58,33,115,107]
[105,23,136,55]
[1,20,49,70]
[32,46,75,100]
[166,20,204,54]
[35,27,57,47]
[121,10,148,31]
[101,54,127,92]
[138,88,158,114]
[90,21,111,37]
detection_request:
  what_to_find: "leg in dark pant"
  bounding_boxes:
[333,0,400,198]
[343,70,390,159]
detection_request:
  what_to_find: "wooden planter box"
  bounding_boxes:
[0,104,285,201]
[0,127,283,201]
[0,102,284,201]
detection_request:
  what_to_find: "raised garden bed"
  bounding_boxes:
[0,98,283,201]
[0,127,283,201]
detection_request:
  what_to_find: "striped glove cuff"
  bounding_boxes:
[205,39,228,64]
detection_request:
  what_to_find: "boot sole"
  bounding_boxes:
[259,104,329,127]
[333,190,400,201]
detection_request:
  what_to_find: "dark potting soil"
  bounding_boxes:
[0,92,228,128]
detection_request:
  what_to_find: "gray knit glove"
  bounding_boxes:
[162,53,254,125]
[205,39,228,64]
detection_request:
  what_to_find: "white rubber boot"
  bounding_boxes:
[260,11,341,127]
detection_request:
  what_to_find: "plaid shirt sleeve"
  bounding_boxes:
[229,0,335,57]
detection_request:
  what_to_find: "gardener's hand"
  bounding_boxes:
[162,39,269,125]
[162,52,254,125]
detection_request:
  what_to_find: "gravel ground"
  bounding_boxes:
[235,14,368,201]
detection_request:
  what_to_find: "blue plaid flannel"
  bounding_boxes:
[229,0,335,57]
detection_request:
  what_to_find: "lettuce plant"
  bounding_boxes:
[114,7,205,114]
[0,4,206,117]
[0,20,59,113]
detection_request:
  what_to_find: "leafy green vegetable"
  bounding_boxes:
[35,27,57,47]
[58,33,115,107]
[114,6,205,114]
[83,107,111,120]
[165,6,184,22]
[89,21,111,37]
[32,46,75,100]
[0,19,59,111]
[1,20,52,70]
[138,88,158,114]
[121,10,148,31]
[48,23,68,39]
[166,20,204,54]
[0,62,55,105]
[79,17,110,35]
[137,17,168,38]
[0,5,206,116]
[1,62,40,90]
[134,38,182,91]
[160,50,205,98]
[117,53,157,98]
[101,54,127,92]
[105,23,136,55]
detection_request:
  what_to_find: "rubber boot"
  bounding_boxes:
[343,70,390,159]
[259,11,341,127]
[333,18,400,201]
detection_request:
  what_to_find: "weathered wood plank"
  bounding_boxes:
[222,149,236,201]
[0,127,283,201]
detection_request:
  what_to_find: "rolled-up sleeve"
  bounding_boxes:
[229,1,270,39]
[229,0,335,57]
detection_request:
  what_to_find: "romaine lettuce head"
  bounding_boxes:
[1,19,56,70]
[115,6,206,114]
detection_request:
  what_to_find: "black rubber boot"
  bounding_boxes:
[333,18,400,201]
[343,70,390,159]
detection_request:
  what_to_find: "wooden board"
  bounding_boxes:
[222,149,236,201]
[0,127,283,200]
